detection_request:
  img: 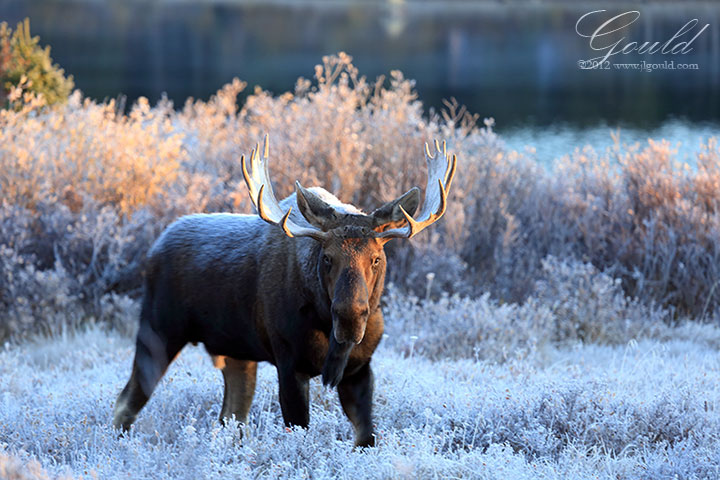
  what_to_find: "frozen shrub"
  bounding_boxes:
[381,286,555,362]
[0,450,59,480]
[532,256,668,344]
[450,126,554,302]
[382,257,678,362]
[1,52,720,342]
[0,201,155,341]
[385,243,473,299]
[0,243,82,340]
[553,137,720,316]
[97,292,140,338]
[0,92,183,215]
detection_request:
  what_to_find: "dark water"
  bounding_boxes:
[1,1,719,129]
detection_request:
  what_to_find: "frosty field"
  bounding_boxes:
[2,52,720,479]
[2,286,720,480]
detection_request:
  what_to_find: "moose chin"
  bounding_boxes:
[113,135,457,447]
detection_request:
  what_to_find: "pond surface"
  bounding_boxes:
[1,0,718,155]
[502,119,719,168]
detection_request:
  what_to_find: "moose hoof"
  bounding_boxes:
[112,411,134,436]
[112,421,132,439]
[354,434,376,449]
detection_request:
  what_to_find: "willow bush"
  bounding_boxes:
[1,53,719,341]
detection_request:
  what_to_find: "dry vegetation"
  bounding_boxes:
[2,53,720,480]
[1,53,720,343]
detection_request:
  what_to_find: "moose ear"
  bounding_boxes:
[371,187,420,230]
[295,182,338,230]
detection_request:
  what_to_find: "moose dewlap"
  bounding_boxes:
[113,135,457,447]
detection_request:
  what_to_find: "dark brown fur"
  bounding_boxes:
[113,188,419,447]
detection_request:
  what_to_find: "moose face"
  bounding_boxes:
[318,235,385,344]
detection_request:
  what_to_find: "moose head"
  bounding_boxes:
[242,135,456,347]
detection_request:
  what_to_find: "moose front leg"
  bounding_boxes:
[338,362,375,447]
[277,364,310,429]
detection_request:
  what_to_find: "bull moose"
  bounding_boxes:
[113,135,456,447]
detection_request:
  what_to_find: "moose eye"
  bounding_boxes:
[323,255,332,267]
[372,257,381,267]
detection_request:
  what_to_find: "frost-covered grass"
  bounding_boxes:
[2,290,720,479]
[2,52,720,477]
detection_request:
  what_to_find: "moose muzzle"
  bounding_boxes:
[331,269,370,344]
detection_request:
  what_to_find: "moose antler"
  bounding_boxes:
[376,140,457,239]
[242,134,329,241]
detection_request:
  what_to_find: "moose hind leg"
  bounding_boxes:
[113,325,184,432]
[338,362,375,447]
[214,356,257,425]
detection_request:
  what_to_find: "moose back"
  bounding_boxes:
[113,136,456,447]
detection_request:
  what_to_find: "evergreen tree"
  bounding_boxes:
[0,18,74,107]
